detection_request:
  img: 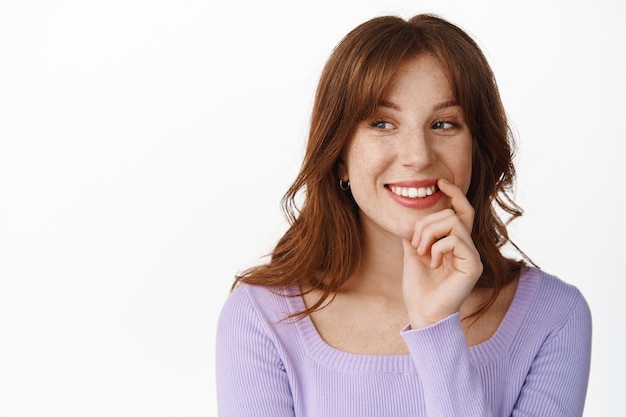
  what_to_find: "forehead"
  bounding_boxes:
[378,54,457,109]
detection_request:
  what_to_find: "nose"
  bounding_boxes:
[398,128,434,170]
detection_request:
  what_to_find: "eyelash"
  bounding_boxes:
[370,119,394,130]
[432,120,457,130]
[369,119,459,130]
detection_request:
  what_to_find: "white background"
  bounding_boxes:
[1,0,624,415]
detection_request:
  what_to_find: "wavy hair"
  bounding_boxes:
[234,14,530,318]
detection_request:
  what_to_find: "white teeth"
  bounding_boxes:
[390,185,437,199]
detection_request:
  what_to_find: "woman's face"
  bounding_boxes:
[339,53,473,241]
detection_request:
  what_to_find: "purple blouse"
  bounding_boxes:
[216,267,591,416]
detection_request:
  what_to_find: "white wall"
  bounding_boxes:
[1,0,623,415]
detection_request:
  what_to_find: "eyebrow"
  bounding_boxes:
[378,98,460,112]
[379,100,401,111]
[434,99,459,111]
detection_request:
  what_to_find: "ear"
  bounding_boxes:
[337,159,348,181]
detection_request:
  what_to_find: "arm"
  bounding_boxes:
[216,286,295,417]
[401,290,592,417]
[401,178,489,416]
[401,179,592,416]
[402,314,491,417]
[511,295,592,417]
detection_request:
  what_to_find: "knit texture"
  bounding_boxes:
[216,267,591,416]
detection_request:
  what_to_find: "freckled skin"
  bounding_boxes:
[338,54,473,242]
[337,54,482,330]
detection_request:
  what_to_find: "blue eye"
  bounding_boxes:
[433,121,454,129]
[372,120,394,130]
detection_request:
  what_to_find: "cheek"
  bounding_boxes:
[343,153,389,209]
[344,143,390,181]
[461,157,473,194]
[345,163,376,195]
[457,139,474,194]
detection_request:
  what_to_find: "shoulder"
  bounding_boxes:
[522,267,589,311]
[217,283,298,336]
[216,284,302,415]
[519,267,591,333]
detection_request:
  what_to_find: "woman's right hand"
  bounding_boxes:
[401,178,483,329]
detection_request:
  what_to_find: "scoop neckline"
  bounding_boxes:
[284,267,540,373]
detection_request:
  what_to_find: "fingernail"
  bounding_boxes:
[411,232,419,247]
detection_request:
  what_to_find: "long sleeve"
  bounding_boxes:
[402,314,491,417]
[401,283,592,417]
[214,269,591,417]
[511,294,592,416]
[216,286,295,417]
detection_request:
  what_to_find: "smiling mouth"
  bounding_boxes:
[389,184,439,198]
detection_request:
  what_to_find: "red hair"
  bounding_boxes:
[234,14,529,318]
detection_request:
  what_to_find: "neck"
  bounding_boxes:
[341,222,405,300]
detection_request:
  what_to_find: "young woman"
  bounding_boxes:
[216,14,592,417]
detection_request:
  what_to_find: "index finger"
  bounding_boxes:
[437,178,475,231]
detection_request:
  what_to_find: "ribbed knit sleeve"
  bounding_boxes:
[402,314,490,417]
[215,269,591,417]
[216,286,295,417]
[510,291,592,416]
[401,275,592,417]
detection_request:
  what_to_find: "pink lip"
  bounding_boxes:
[385,179,443,210]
